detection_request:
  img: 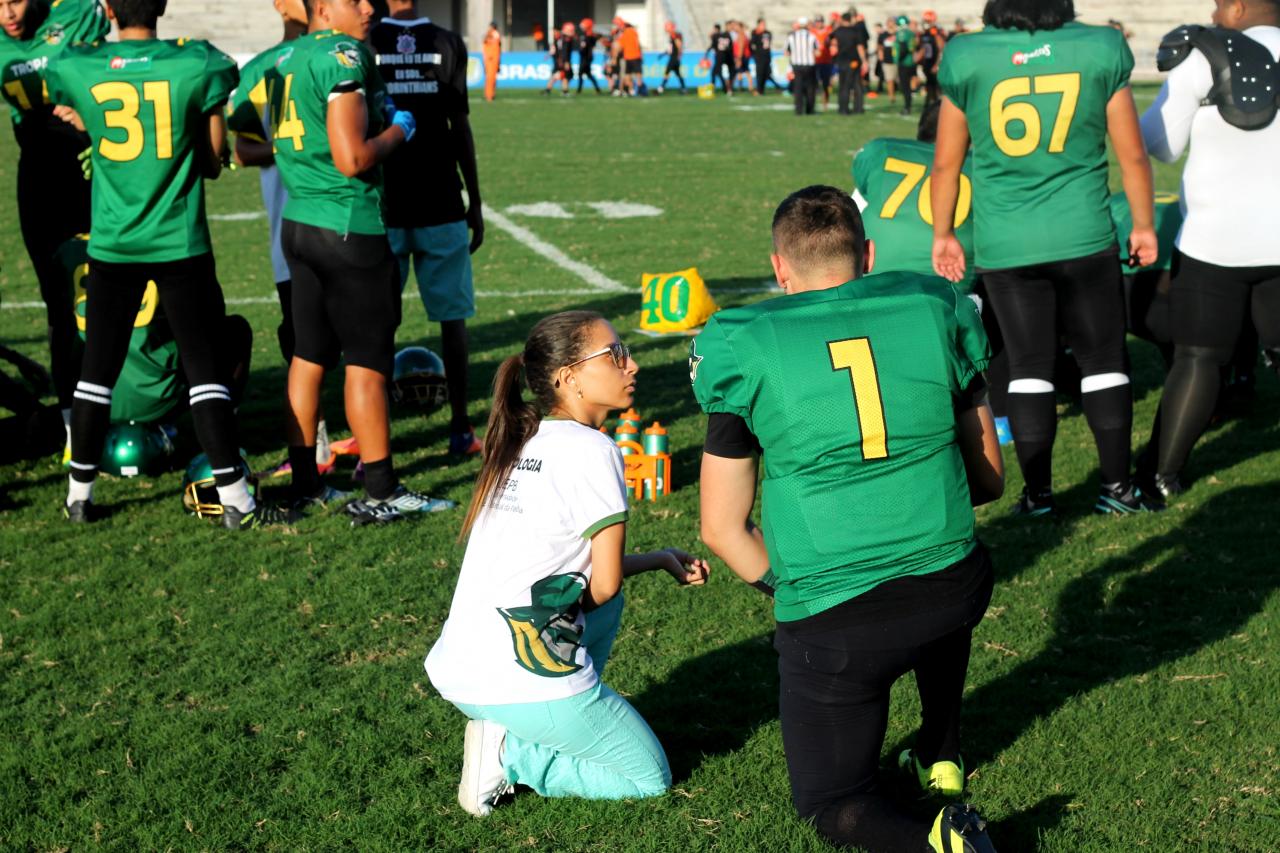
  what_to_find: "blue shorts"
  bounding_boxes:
[387,220,476,323]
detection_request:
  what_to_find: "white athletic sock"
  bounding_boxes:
[61,407,71,445]
[216,478,256,514]
[67,475,94,506]
[315,418,330,464]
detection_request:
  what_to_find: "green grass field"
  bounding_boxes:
[1,86,1278,852]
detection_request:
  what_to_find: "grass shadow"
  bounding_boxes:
[631,633,778,784]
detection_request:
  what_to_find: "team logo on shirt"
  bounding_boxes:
[497,573,587,678]
[688,340,703,383]
[396,32,417,54]
[43,24,66,45]
[1011,44,1053,66]
[331,41,363,68]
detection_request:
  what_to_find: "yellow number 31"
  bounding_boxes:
[990,72,1081,158]
[90,80,173,162]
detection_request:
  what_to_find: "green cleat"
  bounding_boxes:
[221,503,298,531]
[928,803,997,853]
[899,749,965,798]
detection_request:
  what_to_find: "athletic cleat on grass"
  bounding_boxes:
[1010,487,1055,518]
[899,749,965,798]
[221,503,298,531]
[928,803,997,853]
[371,484,456,514]
[344,498,404,526]
[263,452,337,480]
[330,436,360,456]
[458,719,513,817]
[293,483,353,511]
[63,499,99,523]
[1095,482,1166,515]
[449,430,483,456]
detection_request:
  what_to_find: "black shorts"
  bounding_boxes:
[665,57,681,73]
[280,220,401,376]
[624,58,643,74]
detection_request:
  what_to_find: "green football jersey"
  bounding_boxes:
[44,38,239,263]
[895,28,917,68]
[690,272,990,622]
[938,23,1133,271]
[228,31,390,236]
[60,235,181,423]
[1109,191,1184,273]
[853,137,975,291]
[0,0,109,130]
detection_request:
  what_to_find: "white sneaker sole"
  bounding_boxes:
[457,720,494,817]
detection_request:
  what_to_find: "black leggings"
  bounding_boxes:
[16,140,92,409]
[1152,251,1280,477]
[897,65,915,112]
[71,255,242,487]
[777,549,993,852]
[984,250,1132,491]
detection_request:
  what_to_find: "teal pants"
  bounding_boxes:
[452,593,672,800]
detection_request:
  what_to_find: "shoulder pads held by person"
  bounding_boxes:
[1157,25,1280,130]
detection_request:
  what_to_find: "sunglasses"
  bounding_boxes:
[565,341,632,370]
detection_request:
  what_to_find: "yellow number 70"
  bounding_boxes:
[828,338,888,460]
[990,72,1081,158]
[879,157,973,227]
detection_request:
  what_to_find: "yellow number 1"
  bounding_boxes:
[828,338,888,460]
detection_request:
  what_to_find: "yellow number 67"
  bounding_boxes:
[990,72,1081,158]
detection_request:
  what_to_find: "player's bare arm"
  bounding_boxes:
[698,452,770,584]
[233,135,274,168]
[453,114,485,253]
[327,90,406,177]
[955,399,1004,505]
[930,96,970,282]
[1106,86,1158,267]
[203,110,228,179]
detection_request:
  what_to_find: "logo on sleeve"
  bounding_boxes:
[331,41,363,69]
[43,24,66,45]
[688,339,703,383]
[498,573,587,678]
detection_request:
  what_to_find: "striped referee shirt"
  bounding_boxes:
[786,29,819,66]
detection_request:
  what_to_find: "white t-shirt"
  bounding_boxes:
[425,420,629,706]
[1140,26,1280,268]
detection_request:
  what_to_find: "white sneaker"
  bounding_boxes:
[458,720,512,817]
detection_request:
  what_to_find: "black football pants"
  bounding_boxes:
[70,254,243,488]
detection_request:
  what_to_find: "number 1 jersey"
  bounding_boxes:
[45,38,238,263]
[939,24,1133,271]
[690,272,990,622]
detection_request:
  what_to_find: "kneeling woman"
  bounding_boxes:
[426,310,709,816]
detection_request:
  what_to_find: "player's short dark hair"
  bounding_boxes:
[840,12,852,23]
[772,186,866,276]
[917,99,941,143]
[107,0,166,29]
[982,0,1074,32]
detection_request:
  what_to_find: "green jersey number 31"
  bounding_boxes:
[91,81,173,161]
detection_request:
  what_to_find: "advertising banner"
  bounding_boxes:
[466,50,790,90]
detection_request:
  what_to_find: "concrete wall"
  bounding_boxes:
[157,0,1213,74]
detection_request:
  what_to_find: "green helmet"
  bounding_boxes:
[99,421,173,477]
[181,451,257,518]
[391,346,448,411]
[896,14,910,26]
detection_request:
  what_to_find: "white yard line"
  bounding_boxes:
[482,204,629,293]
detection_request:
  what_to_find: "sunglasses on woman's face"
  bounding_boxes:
[565,341,632,370]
